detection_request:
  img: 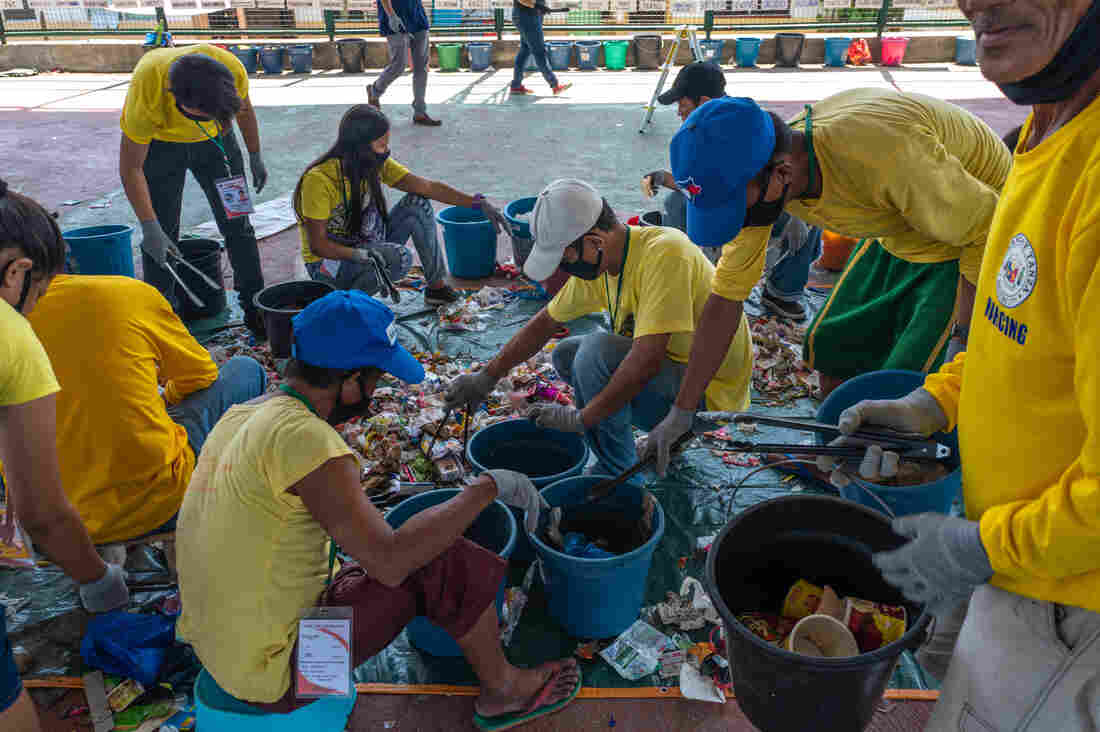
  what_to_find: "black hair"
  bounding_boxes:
[0,179,66,280]
[168,54,242,128]
[570,198,619,248]
[1002,125,1023,153]
[753,111,795,185]
[285,359,383,389]
[293,105,391,238]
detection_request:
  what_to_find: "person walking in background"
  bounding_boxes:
[510,0,571,96]
[368,0,441,126]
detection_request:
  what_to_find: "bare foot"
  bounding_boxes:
[474,658,580,718]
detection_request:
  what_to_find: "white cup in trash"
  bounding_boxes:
[786,614,860,658]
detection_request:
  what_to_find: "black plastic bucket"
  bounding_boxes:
[633,34,662,70]
[253,280,335,358]
[337,38,367,73]
[639,211,662,227]
[775,32,806,67]
[178,238,226,321]
[704,495,930,732]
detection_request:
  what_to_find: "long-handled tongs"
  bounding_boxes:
[585,431,697,504]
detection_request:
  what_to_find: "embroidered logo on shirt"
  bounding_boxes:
[677,177,703,201]
[386,321,397,346]
[996,234,1038,309]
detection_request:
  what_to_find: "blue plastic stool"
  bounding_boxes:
[194,669,356,731]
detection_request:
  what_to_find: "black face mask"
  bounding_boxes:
[995,0,1100,105]
[744,167,790,228]
[560,240,603,280]
[175,102,213,122]
[373,149,391,165]
[2,259,34,313]
[327,372,373,427]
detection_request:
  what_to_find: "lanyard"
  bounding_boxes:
[279,384,320,416]
[604,227,630,333]
[803,104,818,199]
[193,119,231,171]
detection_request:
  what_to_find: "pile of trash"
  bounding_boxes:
[749,316,820,406]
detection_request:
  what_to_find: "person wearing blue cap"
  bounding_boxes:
[175,289,580,728]
[638,89,1011,475]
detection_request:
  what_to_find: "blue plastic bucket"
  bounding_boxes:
[288,44,313,73]
[230,45,259,74]
[195,668,356,731]
[699,38,725,63]
[530,476,665,639]
[735,37,761,67]
[576,40,600,70]
[386,489,516,656]
[468,41,492,71]
[546,40,573,70]
[955,36,977,65]
[259,46,285,74]
[824,37,850,67]
[504,197,536,271]
[436,206,498,280]
[817,370,962,518]
[63,225,135,277]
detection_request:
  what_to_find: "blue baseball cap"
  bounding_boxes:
[291,290,425,384]
[669,97,775,247]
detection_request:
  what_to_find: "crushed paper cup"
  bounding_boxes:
[786,614,860,658]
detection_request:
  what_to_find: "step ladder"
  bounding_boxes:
[640,25,704,134]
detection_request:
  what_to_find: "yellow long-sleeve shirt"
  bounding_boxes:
[922,97,1100,613]
[27,275,218,544]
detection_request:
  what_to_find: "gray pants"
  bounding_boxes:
[928,584,1100,731]
[372,30,429,116]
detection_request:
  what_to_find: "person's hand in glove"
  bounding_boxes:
[248,150,268,194]
[444,369,498,411]
[873,513,992,616]
[817,388,949,487]
[486,469,548,533]
[79,563,130,613]
[140,220,181,269]
[641,170,671,198]
[479,200,510,235]
[386,9,405,32]
[527,403,585,433]
[635,405,694,477]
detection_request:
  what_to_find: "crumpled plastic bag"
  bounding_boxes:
[81,611,176,687]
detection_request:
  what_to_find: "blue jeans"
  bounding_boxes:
[0,606,20,713]
[511,7,558,90]
[167,355,267,457]
[552,332,709,480]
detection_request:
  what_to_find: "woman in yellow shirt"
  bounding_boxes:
[293,105,509,306]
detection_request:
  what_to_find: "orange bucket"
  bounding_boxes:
[817,231,859,271]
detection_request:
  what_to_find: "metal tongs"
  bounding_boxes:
[365,249,402,305]
[161,248,222,310]
[585,431,697,504]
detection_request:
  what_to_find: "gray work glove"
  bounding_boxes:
[444,369,498,411]
[248,150,268,194]
[486,469,548,534]
[641,170,670,198]
[873,513,993,616]
[140,220,181,269]
[79,563,130,613]
[817,388,949,486]
[387,9,405,32]
[480,200,509,235]
[635,405,695,478]
[527,403,585,433]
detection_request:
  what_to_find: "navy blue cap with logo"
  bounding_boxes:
[669,96,776,248]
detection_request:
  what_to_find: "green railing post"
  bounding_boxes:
[0,10,7,45]
[704,9,713,40]
[876,0,892,38]
[324,9,336,41]
[155,6,167,30]
[494,7,503,40]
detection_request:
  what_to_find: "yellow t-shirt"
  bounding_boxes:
[297,157,411,264]
[548,226,752,412]
[0,299,58,407]
[120,44,249,145]
[922,97,1100,613]
[176,395,354,703]
[713,88,1010,301]
[27,276,217,544]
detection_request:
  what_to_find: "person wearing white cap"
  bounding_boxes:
[444,179,753,480]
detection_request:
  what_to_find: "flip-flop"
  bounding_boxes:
[473,665,582,731]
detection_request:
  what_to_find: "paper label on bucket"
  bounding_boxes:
[296,607,354,698]
[214,176,254,219]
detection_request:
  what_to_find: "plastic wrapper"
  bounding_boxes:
[0,505,35,569]
[599,620,672,681]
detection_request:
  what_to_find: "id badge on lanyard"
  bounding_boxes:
[296,606,354,698]
[196,120,255,219]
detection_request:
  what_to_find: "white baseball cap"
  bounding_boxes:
[523,179,604,282]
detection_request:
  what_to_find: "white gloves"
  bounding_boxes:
[486,469,548,534]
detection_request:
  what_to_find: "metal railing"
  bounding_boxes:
[0,0,967,43]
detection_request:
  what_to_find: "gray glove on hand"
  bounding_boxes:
[487,469,548,534]
[636,405,694,477]
[387,9,405,32]
[480,200,509,235]
[444,369,498,411]
[248,150,268,194]
[527,403,585,433]
[873,513,992,616]
[817,388,949,486]
[79,563,130,613]
[140,220,180,269]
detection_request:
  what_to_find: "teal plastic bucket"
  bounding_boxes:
[195,669,355,731]
[546,40,574,70]
[817,370,961,518]
[468,41,492,71]
[603,39,629,70]
[504,197,536,271]
[824,37,850,67]
[288,44,313,73]
[576,40,600,69]
[63,225,135,277]
[530,476,665,638]
[230,46,259,74]
[259,46,285,74]
[699,38,725,63]
[955,36,976,65]
[735,37,761,67]
[467,418,589,562]
[436,206,497,280]
[386,489,516,656]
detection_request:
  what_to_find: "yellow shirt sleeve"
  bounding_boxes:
[712,226,771,302]
[0,302,59,407]
[381,158,410,187]
[138,285,219,405]
[547,276,605,324]
[263,405,355,496]
[633,250,698,338]
[922,351,965,432]
[300,166,341,222]
[119,62,164,145]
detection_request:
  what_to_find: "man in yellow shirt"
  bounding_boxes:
[444,179,752,480]
[822,0,1100,727]
[0,182,128,732]
[177,291,579,727]
[119,44,268,337]
[27,275,266,545]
